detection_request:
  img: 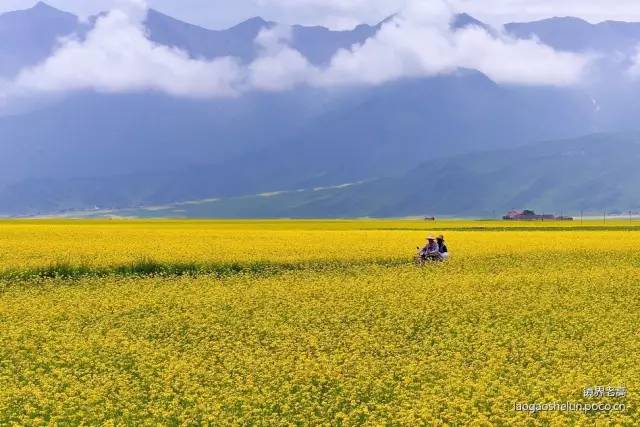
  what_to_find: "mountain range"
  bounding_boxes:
[40,133,640,218]
[1,3,640,217]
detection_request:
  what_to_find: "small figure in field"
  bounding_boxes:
[416,236,439,265]
[415,235,450,265]
[436,235,449,261]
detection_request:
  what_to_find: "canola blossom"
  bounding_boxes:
[1,219,639,424]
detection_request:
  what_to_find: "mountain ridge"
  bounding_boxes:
[1,4,640,217]
[53,133,640,219]
[505,16,640,52]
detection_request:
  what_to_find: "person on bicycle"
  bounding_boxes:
[436,235,449,260]
[420,236,440,260]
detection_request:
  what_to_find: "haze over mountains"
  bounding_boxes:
[2,2,640,217]
[66,133,640,218]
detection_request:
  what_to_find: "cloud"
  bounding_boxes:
[6,0,590,103]
[312,1,589,87]
[13,2,245,98]
[248,25,318,91]
[451,27,589,86]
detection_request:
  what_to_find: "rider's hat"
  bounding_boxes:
[437,235,444,240]
[427,235,436,240]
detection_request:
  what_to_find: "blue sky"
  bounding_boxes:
[5,0,640,30]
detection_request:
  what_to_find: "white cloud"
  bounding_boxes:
[312,2,589,87]
[248,25,318,91]
[14,3,245,98]
[453,27,589,85]
[6,0,591,102]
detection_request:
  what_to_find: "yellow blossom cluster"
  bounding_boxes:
[0,219,639,272]
[1,219,639,424]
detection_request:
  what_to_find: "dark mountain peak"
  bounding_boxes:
[543,16,592,25]
[1,1,72,19]
[503,15,640,53]
[27,1,73,18]
[377,14,397,27]
[453,13,481,26]
[143,12,275,62]
[373,12,489,32]
[0,0,81,80]
[147,8,173,20]
[287,20,381,65]
[145,8,213,33]
[243,16,267,25]
[229,17,273,33]
[451,13,493,33]
[507,16,593,29]
[291,20,376,34]
[32,2,56,11]
[292,23,328,31]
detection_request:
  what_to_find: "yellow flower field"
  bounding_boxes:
[1,219,639,424]
[1,219,639,272]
